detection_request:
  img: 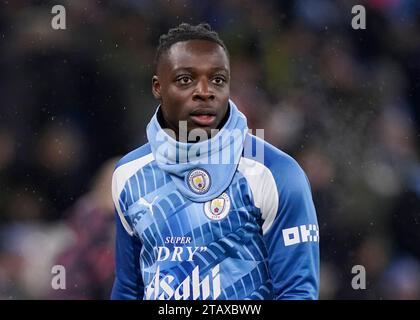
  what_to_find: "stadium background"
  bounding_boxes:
[0,0,419,299]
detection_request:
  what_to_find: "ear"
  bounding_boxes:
[152,75,161,100]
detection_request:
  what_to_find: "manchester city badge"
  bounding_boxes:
[187,168,211,194]
[204,193,231,221]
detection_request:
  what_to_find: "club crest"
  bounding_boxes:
[187,168,211,194]
[204,193,230,221]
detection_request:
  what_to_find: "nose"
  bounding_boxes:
[193,78,214,101]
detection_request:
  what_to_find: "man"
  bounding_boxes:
[111,23,319,300]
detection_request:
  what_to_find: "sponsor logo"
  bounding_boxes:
[145,264,221,300]
[204,193,231,221]
[282,224,319,246]
[187,168,211,194]
[138,196,159,215]
[157,246,207,262]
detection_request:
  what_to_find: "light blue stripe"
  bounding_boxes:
[140,249,152,269]
[255,263,263,283]
[141,262,149,285]
[260,285,270,293]
[248,269,256,293]
[251,238,264,260]
[141,250,154,273]
[221,237,245,260]
[218,258,258,299]
[134,173,142,196]
[151,165,157,190]
[140,169,147,197]
[226,210,233,232]
[165,196,176,211]
[129,175,140,204]
[155,203,174,237]
[191,204,206,243]
[142,229,157,261]
[263,258,270,275]
[175,214,185,236]
[208,221,215,242]
[144,181,176,204]
[220,237,234,247]
[229,187,242,227]
[243,245,256,261]
[127,181,134,204]
[230,283,239,300]
[230,233,241,241]
[145,166,155,193]
[253,292,264,300]
[198,216,206,243]
[140,237,154,267]
[186,210,197,248]
[177,263,190,279]
[220,287,229,300]
[211,242,226,254]
[205,247,218,260]
[240,278,247,296]
[151,220,165,246]
[195,252,209,265]
[236,182,252,221]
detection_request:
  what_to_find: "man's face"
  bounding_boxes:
[152,40,230,140]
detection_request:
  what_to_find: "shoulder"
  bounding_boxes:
[240,134,314,234]
[239,134,309,233]
[112,143,154,236]
[242,133,309,191]
[113,143,154,182]
[115,143,153,170]
[112,143,154,201]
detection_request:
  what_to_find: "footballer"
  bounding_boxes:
[111,23,319,300]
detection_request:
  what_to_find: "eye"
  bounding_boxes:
[212,76,226,86]
[176,75,193,85]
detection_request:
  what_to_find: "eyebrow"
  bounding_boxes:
[172,67,229,73]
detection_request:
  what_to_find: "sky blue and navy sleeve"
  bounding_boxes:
[111,210,144,300]
[263,151,320,300]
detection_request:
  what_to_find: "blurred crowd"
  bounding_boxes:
[1,0,420,299]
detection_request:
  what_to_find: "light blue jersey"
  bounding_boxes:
[111,131,319,300]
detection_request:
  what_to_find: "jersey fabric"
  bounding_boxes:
[111,102,319,300]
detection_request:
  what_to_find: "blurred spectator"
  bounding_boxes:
[0,218,72,299]
[381,255,420,300]
[47,157,118,299]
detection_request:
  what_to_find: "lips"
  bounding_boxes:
[190,114,217,126]
[189,107,217,127]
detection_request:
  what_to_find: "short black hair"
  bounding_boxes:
[155,22,228,71]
